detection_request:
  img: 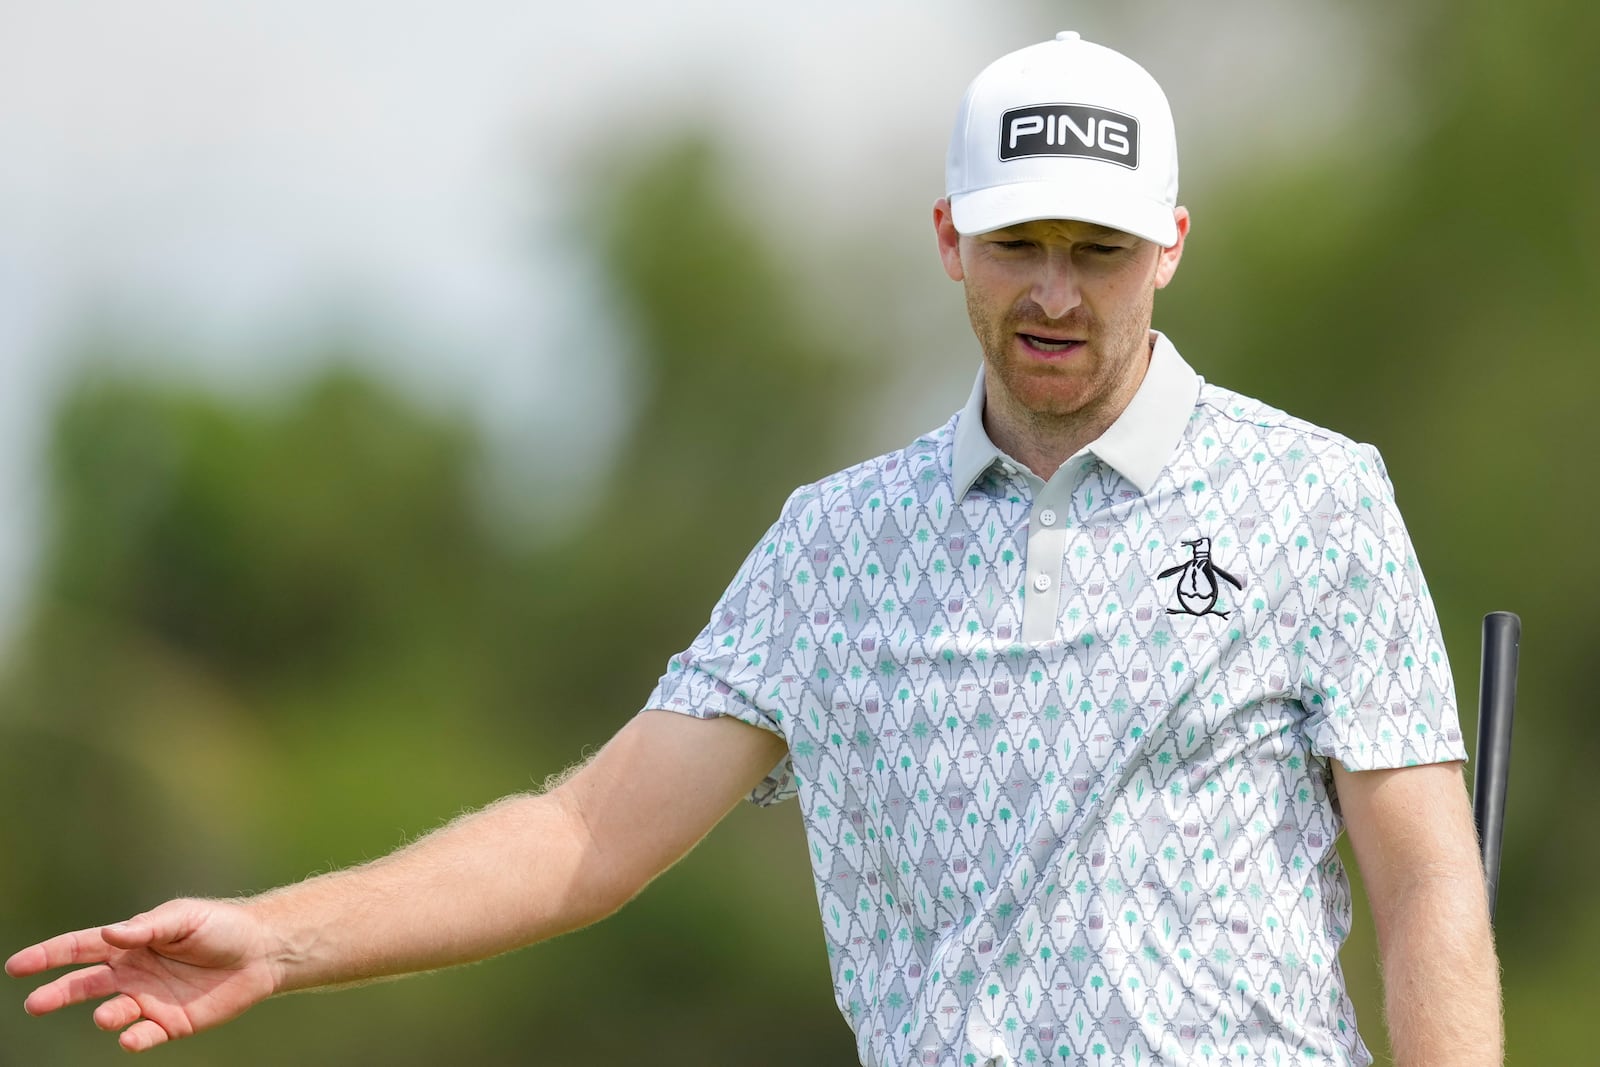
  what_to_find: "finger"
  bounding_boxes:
[22,964,117,1016]
[93,994,142,1032]
[5,927,115,977]
[119,1018,172,1053]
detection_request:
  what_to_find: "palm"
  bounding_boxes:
[108,912,273,1034]
[7,899,278,1052]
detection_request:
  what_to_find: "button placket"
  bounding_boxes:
[1021,484,1072,643]
[1019,458,1090,644]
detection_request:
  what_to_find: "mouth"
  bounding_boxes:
[1016,333,1086,357]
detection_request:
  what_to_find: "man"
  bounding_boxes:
[7,31,1499,1066]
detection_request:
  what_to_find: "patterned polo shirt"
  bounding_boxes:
[644,333,1466,1067]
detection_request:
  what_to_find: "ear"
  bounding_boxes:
[933,197,964,282]
[1154,206,1190,289]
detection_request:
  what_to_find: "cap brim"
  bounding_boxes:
[950,181,1178,247]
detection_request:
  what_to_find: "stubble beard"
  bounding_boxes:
[968,286,1155,451]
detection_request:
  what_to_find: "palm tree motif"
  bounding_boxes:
[644,409,1439,1065]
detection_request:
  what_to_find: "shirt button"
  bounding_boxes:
[1033,573,1052,593]
[1039,508,1058,527]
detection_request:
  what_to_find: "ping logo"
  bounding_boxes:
[999,104,1139,169]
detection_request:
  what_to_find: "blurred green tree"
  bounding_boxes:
[5,3,1598,1060]
[0,134,867,1065]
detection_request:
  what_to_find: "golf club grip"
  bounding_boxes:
[1473,611,1520,920]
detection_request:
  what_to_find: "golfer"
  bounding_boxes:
[7,31,1501,1067]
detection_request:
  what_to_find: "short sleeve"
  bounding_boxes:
[641,514,798,805]
[1299,443,1468,770]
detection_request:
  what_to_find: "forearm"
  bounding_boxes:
[1376,865,1503,1066]
[240,713,780,998]
[1333,761,1504,1066]
[250,788,620,994]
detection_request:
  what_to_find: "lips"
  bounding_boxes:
[1017,333,1085,355]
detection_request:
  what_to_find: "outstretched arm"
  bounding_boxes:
[1333,759,1503,1067]
[7,710,787,1052]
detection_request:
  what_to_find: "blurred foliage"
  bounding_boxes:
[4,5,1597,1065]
[0,137,866,1065]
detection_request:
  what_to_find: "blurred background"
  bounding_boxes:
[2,2,1593,1063]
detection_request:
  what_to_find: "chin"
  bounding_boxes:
[992,367,1091,411]
[1012,387,1096,420]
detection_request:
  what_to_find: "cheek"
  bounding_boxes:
[1090,265,1157,318]
[963,272,1021,321]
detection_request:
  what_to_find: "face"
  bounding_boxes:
[934,201,1189,437]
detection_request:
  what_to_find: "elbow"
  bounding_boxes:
[1369,862,1493,959]
[539,788,653,934]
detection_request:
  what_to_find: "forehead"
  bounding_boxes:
[980,218,1134,242]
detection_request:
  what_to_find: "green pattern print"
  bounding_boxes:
[648,342,1462,1067]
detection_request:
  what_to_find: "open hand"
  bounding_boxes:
[6,898,279,1053]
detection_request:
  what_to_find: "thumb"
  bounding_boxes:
[102,900,204,950]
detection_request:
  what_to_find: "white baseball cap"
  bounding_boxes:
[945,31,1180,247]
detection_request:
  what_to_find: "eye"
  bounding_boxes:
[1082,243,1125,255]
[993,239,1034,251]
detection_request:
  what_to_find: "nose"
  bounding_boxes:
[1031,247,1081,320]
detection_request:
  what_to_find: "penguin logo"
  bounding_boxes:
[1158,537,1244,618]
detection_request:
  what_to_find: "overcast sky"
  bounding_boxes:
[0,1,1380,642]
